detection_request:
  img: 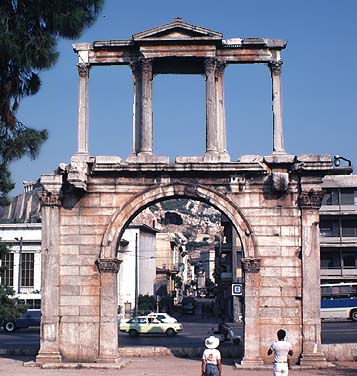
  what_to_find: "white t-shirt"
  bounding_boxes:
[202,348,221,365]
[270,340,292,363]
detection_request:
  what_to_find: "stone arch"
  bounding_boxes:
[99,182,257,260]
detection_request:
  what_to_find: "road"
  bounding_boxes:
[1,318,356,350]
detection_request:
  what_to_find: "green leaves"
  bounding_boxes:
[0,0,104,200]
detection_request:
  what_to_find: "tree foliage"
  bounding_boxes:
[0,242,27,323]
[0,0,104,201]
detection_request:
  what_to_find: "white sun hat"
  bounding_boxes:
[205,335,220,349]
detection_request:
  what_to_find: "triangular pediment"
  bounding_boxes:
[133,18,223,41]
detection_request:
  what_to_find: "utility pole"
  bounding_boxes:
[15,237,23,293]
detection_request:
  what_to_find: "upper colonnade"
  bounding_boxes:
[72,18,287,163]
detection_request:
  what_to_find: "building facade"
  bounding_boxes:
[0,223,41,294]
[320,175,357,284]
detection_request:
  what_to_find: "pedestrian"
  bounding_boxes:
[267,329,293,376]
[201,335,222,376]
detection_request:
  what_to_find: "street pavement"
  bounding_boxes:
[0,355,357,376]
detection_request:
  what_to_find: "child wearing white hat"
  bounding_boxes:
[201,335,222,376]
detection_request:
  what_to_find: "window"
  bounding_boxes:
[322,189,339,205]
[342,250,357,269]
[340,189,355,205]
[341,219,357,237]
[320,219,340,237]
[21,253,34,287]
[1,253,14,287]
[320,249,341,269]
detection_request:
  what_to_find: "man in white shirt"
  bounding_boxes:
[201,336,222,376]
[267,329,293,376]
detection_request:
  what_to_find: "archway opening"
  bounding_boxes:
[115,197,245,349]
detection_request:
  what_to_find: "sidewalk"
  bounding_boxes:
[1,355,357,376]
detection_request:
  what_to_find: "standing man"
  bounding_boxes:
[267,329,293,376]
[201,335,222,376]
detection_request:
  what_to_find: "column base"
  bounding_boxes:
[300,352,327,367]
[96,355,122,363]
[127,153,169,163]
[36,351,62,364]
[203,151,231,162]
[239,358,264,368]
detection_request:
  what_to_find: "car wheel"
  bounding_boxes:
[165,328,176,337]
[128,329,139,337]
[350,309,357,322]
[4,321,16,333]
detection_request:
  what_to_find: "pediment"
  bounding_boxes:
[133,18,223,41]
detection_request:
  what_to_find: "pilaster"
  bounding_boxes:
[240,258,264,367]
[36,174,63,364]
[299,189,327,367]
[96,258,121,363]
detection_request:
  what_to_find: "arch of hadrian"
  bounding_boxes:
[36,19,343,366]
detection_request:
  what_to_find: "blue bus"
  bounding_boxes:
[321,282,357,321]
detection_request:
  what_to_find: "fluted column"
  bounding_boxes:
[204,58,218,157]
[131,62,142,155]
[216,61,230,161]
[140,58,153,155]
[76,63,90,156]
[299,190,327,367]
[269,61,285,154]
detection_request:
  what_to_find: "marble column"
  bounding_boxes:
[204,58,218,157]
[240,258,264,367]
[131,62,142,155]
[76,63,90,156]
[216,61,230,161]
[96,258,121,363]
[36,179,63,364]
[140,58,153,155]
[269,61,285,154]
[299,190,327,367]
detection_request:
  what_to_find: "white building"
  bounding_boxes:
[0,222,157,314]
[0,223,42,293]
[117,224,158,312]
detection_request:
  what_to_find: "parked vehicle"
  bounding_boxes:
[321,282,357,321]
[119,315,183,337]
[148,312,177,323]
[2,309,41,333]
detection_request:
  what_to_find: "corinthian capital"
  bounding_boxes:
[204,57,217,74]
[77,63,90,78]
[241,257,261,273]
[299,189,324,209]
[269,60,283,75]
[96,258,121,273]
[38,191,62,207]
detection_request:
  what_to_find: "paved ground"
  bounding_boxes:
[1,356,357,376]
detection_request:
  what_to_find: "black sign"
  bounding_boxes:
[232,283,243,296]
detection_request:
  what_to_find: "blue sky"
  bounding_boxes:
[10,0,357,195]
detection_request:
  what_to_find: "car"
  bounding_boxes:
[147,312,177,323]
[119,315,183,337]
[2,309,41,333]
